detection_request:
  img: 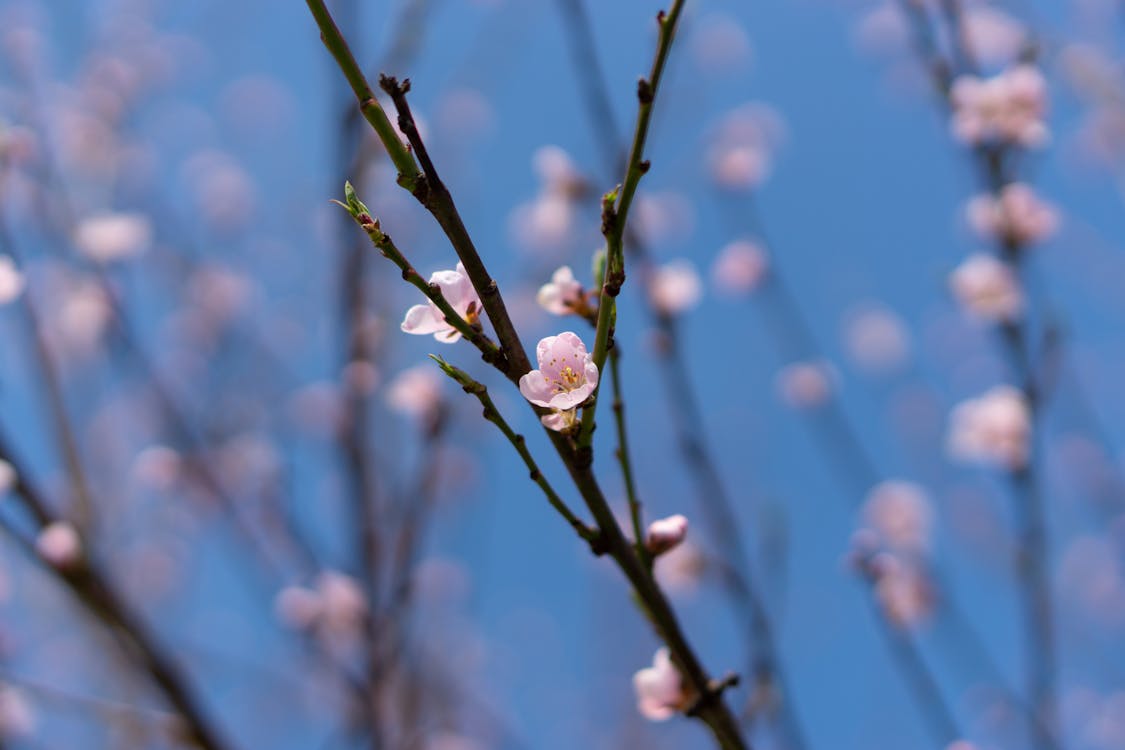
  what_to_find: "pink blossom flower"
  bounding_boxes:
[633,648,688,721]
[532,145,584,197]
[949,254,1023,321]
[0,460,13,496]
[401,262,481,343]
[966,183,1059,245]
[655,539,706,594]
[951,64,1049,148]
[519,332,599,430]
[386,364,444,419]
[73,212,152,263]
[274,585,323,630]
[711,239,768,295]
[536,266,584,315]
[0,256,24,305]
[948,385,1031,469]
[36,522,82,568]
[646,514,689,555]
[863,481,933,554]
[649,260,702,315]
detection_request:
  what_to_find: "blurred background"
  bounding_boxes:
[0,0,1124,748]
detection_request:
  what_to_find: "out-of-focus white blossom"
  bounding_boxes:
[949,254,1023,322]
[0,686,34,738]
[0,460,14,496]
[707,103,786,190]
[649,260,702,315]
[509,146,585,252]
[863,481,933,554]
[36,522,82,568]
[951,64,1049,148]
[73,212,152,263]
[843,304,911,375]
[536,266,585,316]
[690,13,751,74]
[386,364,444,420]
[0,256,24,305]
[948,385,1031,469]
[275,570,368,647]
[711,239,768,295]
[966,183,1058,246]
[777,361,833,409]
[963,8,1026,67]
[871,553,933,627]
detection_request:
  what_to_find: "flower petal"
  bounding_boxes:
[518,370,555,407]
[401,303,446,335]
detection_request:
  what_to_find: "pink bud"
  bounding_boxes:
[36,522,82,568]
[645,514,689,555]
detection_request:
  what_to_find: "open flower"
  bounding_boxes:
[536,266,585,315]
[401,263,481,343]
[519,332,598,408]
[633,648,689,721]
[646,514,689,555]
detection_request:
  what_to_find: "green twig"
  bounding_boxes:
[305,0,421,189]
[429,357,598,545]
[336,183,506,372]
[609,349,647,564]
[579,1,685,448]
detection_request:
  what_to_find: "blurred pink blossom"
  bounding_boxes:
[951,64,1049,148]
[872,553,933,627]
[843,303,911,374]
[0,256,24,304]
[777,361,833,409]
[646,514,689,556]
[73,212,152,263]
[536,266,585,316]
[386,364,444,420]
[649,260,702,315]
[948,385,1031,469]
[0,460,13,496]
[862,481,933,554]
[36,522,82,568]
[0,686,33,738]
[711,239,768,295]
[401,262,481,343]
[966,183,1059,246]
[963,8,1026,67]
[690,13,752,73]
[633,647,688,721]
[707,103,786,190]
[949,254,1024,322]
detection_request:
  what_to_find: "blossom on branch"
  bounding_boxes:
[966,183,1059,246]
[950,64,1049,148]
[536,266,585,316]
[518,332,598,431]
[646,514,689,555]
[649,260,702,316]
[633,648,689,721]
[948,385,1031,469]
[949,254,1023,322]
[401,262,481,343]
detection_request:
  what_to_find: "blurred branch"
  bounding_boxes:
[0,428,232,750]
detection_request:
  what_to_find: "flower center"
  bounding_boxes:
[549,364,583,393]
